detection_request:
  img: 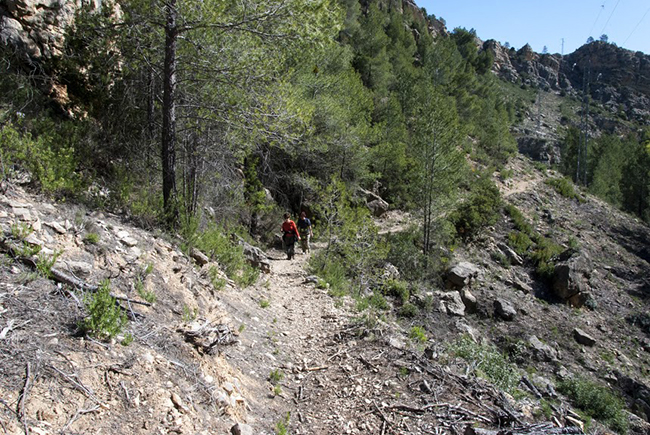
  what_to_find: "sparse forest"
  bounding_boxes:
[0,0,519,286]
[2,0,650,433]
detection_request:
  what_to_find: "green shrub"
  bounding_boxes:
[508,231,533,255]
[385,226,448,283]
[546,177,581,201]
[534,162,548,172]
[182,305,198,322]
[269,369,284,385]
[135,278,156,303]
[356,297,369,312]
[368,293,389,311]
[504,204,533,234]
[539,399,554,419]
[8,222,41,257]
[275,412,290,435]
[121,333,134,346]
[448,335,520,393]
[558,377,628,433]
[451,175,501,239]
[36,250,61,278]
[0,123,80,194]
[490,250,511,267]
[192,226,259,288]
[311,177,389,294]
[409,326,427,343]
[208,266,227,291]
[10,222,33,240]
[397,303,418,318]
[531,236,563,279]
[83,233,100,244]
[308,253,350,297]
[80,280,128,341]
[383,279,409,304]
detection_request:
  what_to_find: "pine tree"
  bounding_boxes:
[410,86,465,256]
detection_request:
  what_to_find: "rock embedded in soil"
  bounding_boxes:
[572,328,596,346]
[494,298,517,321]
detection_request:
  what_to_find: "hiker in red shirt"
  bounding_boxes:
[281,213,300,260]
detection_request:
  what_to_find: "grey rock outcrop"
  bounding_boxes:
[190,248,210,266]
[616,372,650,422]
[239,240,270,274]
[359,188,390,217]
[1,0,110,62]
[367,198,389,217]
[497,242,523,266]
[528,335,558,362]
[517,136,562,165]
[459,288,477,314]
[493,298,516,321]
[436,291,465,317]
[573,328,596,346]
[552,252,592,306]
[382,262,400,281]
[446,262,480,289]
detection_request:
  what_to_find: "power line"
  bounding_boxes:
[622,5,650,47]
[588,2,606,37]
[599,0,621,36]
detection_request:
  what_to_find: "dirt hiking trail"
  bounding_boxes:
[220,240,526,435]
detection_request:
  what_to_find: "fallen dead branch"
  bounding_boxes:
[464,423,584,435]
[0,319,32,340]
[49,365,108,409]
[17,362,31,435]
[60,405,101,433]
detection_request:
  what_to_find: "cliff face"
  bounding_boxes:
[0,0,114,108]
[486,41,569,92]
[564,42,650,123]
[487,39,650,124]
[0,0,102,62]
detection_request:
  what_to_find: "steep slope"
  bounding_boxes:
[0,182,249,434]
[2,153,650,434]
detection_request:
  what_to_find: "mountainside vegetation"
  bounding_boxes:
[1,0,650,433]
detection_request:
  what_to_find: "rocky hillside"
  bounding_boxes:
[1,150,650,433]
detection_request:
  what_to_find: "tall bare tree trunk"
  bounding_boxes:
[162,0,178,227]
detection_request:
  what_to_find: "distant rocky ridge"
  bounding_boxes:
[485,40,650,125]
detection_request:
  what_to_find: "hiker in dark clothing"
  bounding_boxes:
[297,211,313,254]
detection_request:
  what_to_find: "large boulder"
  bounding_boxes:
[1,0,106,61]
[528,335,558,362]
[497,242,523,266]
[358,187,390,217]
[446,262,480,289]
[435,291,465,317]
[367,198,389,217]
[494,298,517,321]
[616,371,650,422]
[459,288,477,314]
[233,236,270,273]
[382,262,400,281]
[552,252,592,304]
[572,328,596,347]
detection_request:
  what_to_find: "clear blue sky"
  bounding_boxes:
[415,0,650,55]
